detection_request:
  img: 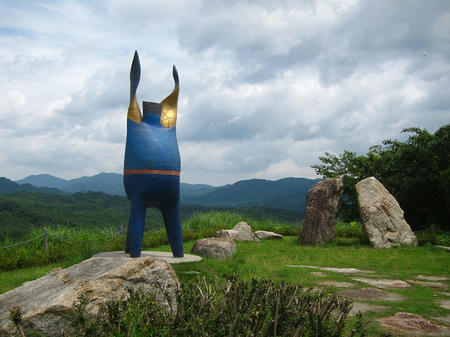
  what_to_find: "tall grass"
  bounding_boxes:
[0,210,300,271]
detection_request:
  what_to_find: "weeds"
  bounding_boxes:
[70,276,376,337]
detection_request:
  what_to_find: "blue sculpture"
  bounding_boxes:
[124,51,183,258]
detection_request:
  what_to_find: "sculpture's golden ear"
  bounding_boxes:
[128,51,142,123]
[160,66,179,128]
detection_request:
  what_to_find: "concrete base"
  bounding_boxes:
[94,251,202,264]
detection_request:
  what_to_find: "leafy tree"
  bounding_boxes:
[312,124,450,230]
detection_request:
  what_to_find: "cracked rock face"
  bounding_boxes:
[299,178,344,245]
[0,256,179,337]
[356,177,417,248]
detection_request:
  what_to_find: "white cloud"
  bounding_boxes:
[0,0,448,185]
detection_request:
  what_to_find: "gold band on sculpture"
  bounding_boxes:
[124,169,180,176]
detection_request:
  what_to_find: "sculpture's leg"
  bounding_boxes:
[126,200,147,258]
[161,196,184,257]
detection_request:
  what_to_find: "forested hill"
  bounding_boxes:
[0,177,67,195]
[0,191,302,240]
[14,174,319,212]
[182,178,320,211]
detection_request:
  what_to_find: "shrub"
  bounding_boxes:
[415,231,437,246]
[436,234,450,246]
[70,276,376,337]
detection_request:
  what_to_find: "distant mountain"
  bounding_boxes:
[180,183,216,197]
[16,173,123,195]
[0,177,67,195]
[15,174,69,189]
[16,173,217,197]
[14,173,320,212]
[63,172,124,195]
[182,177,321,212]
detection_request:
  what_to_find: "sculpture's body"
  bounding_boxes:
[124,51,183,257]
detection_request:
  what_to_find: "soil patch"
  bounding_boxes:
[339,288,404,302]
[351,277,411,289]
[379,312,450,336]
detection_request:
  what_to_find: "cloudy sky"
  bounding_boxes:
[0,0,449,186]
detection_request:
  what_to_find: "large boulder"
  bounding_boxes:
[0,256,178,337]
[299,178,344,245]
[214,222,259,242]
[356,177,417,248]
[191,238,236,259]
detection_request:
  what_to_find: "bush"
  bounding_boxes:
[336,222,364,238]
[436,234,450,246]
[70,276,376,337]
[415,231,438,246]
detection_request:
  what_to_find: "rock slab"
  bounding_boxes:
[299,178,344,245]
[356,177,417,248]
[320,281,355,288]
[339,288,404,302]
[351,277,411,289]
[214,222,259,241]
[254,230,283,239]
[379,312,450,336]
[349,303,389,317]
[191,238,236,259]
[0,256,179,337]
[287,265,375,274]
[408,280,447,289]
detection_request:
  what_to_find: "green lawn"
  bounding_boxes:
[1,237,449,336]
[170,237,450,336]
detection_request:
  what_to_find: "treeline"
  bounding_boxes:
[0,191,302,240]
[312,124,449,231]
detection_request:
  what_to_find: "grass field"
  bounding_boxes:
[165,238,450,336]
[1,215,449,336]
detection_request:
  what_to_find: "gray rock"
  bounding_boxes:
[440,299,450,310]
[408,280,447,289]
[299,178,344,245]
[416,275,449,282]
[311,272,328,277]
[286,265,375,274]
[319,281,355,288]
[339,287,404,302]
[191,238,236,259]
[351,277,411,289]
[0,256,178,337]
[349,302,389,317]
[214,222,259,241]
[254,230,283,239]
[356,177,417,248]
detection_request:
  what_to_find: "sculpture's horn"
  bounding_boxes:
[160,65,179,128]
[127,51,142,123]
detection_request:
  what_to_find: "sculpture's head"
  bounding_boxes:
[124,51,181,175]
[127,50,179,128]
